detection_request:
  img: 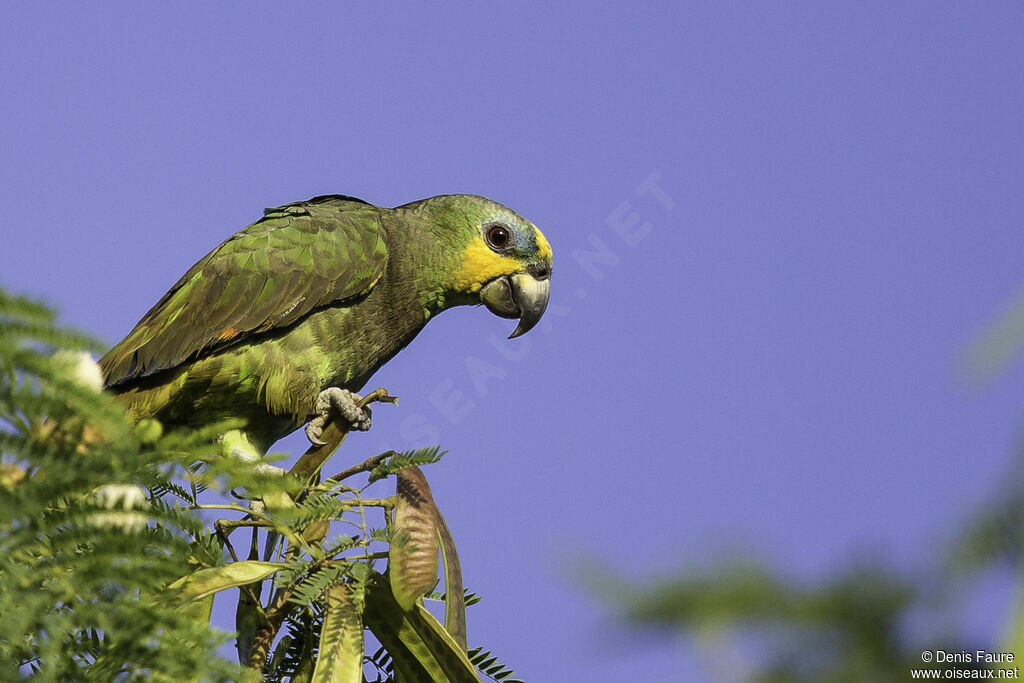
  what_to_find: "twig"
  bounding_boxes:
[289,388,398,481]
[245,543,301,670]
[214,520,240,563]
[333,552,388,562]
[199,503,313,556]
[241,388,399,671]
[338,497,395,509]
[327,450,397,484]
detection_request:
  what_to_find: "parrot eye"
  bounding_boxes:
[485,224,513,250]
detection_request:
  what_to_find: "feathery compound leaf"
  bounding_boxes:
[289,563,354,606]
[1,283,514,681]
[370,446,445,481]
[366,645,394,678]
[389,466,441,611]
[275,491,353,528]
[467,647,524,683]
[148,477,199,505]
[427,587,480,608]
[311,582,365,683]
[0,287,245,681]
[0,289,58,326]
[170,561,282,603]
[265,610,319,683]
[320,534,359,557]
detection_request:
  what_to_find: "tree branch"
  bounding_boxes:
[289,388,397,481]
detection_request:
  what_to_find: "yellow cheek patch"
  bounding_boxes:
[452,240,521,293]
[533,224,553,263]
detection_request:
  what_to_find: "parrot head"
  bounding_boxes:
[399,195,553,338]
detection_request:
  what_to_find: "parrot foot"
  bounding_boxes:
[219,429,286,476]
[305,388,372,445]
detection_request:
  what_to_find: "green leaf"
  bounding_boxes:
[180,593,214,625]
[288,616,318,683]
[311,582,365,683]
[437,507,468,651]
[364,573,480,683]
[370,446,445,482]
[168,561,282,604]
[181,595,216,683]
[235,578,266,665]
[389,466,440,611]
[466,647,523,683]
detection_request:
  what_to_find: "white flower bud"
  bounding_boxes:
[88,512,149,533]
[52,350,103,392]
[89,484,149,533]
[93,483,148,510]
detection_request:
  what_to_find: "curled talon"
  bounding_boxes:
[304,387,373,446]
[304,420,327,446]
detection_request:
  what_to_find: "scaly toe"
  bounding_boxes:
[310,387,373,433]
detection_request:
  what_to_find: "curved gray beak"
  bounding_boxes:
[480,272,551,339]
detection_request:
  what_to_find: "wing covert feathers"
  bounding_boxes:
[100,197,388,388]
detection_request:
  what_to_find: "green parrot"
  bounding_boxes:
[99,194,552,455]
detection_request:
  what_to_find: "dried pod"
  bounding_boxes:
[389,466,440,610]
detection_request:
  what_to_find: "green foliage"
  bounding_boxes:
[582,300,1024,682]
[369,446,445,482]
[288,564,357,608]
[314,581,365,682]
[945,449,1024,575]
[588,453,1024,680]
[425,588,483,609]
[361,572,479,682]
[0,288,521,682]
[466,647,524,683]
[590,556,998,682]
[0,289,246,681]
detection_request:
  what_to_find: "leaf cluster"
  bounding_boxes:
[1,287,524,682]
[588,457,1024,680]
[591,555,1000,682]
[0,289,245,681]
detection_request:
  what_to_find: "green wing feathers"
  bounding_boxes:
[100,197,388,388]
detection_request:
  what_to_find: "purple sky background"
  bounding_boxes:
[3,3,1024,680]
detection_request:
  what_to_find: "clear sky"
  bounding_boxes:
[3,3,1024,680]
